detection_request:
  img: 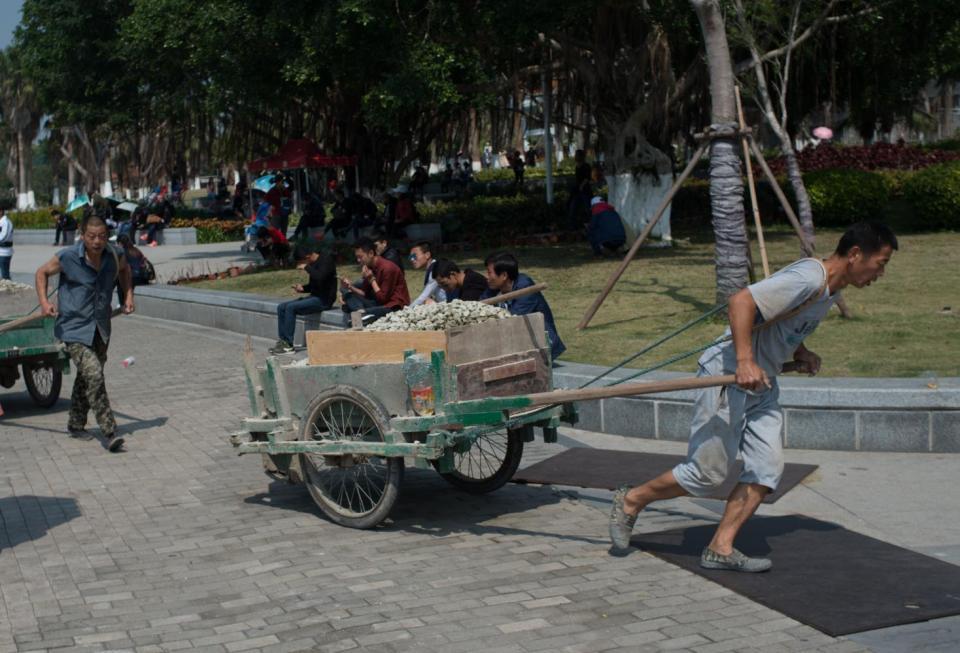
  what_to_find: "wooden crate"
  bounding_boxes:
[305,314,547,366]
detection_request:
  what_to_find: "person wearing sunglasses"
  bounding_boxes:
[408,241,446,306]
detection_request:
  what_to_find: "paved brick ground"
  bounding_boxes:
[0,313,869,652]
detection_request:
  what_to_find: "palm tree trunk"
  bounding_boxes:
[17,130,29,209]
[691,0,749,302]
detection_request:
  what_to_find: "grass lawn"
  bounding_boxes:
[189,227,960,377]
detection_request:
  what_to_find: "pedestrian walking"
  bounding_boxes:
[608,222,898,571]
[34,214,136,452]
[0,207,14,280]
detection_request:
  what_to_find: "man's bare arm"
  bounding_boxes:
[728,288,770,392]
[35,256,62,316]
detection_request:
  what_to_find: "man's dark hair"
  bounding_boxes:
[354,237,377,254]
[371,230,388,243]
[432,258,460,279]
[484,251,519,281]
[835,222,899,256]
[412,240,432,255]
[256,226,270,240]
[80,214,107,232]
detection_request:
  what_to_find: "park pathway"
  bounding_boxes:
[0,305,944,652]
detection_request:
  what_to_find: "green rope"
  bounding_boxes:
[579,302,727,389]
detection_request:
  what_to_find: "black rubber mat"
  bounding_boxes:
[634,515,960,636]
[512,447,817,503]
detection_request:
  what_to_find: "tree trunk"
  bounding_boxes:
[781,145,815,248]
[16,130,31,209]
[691,0,749,303]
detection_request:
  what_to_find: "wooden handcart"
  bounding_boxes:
[0,314,69,408]
[232,311,735,529]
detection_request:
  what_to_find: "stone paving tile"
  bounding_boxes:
[0,316,876,652]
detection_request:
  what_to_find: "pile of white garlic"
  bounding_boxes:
[366,300,509,332]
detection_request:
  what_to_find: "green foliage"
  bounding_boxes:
[902,161,960,229]
[419,195,567,243]
[6,207,62,228]
[802,169,890,227]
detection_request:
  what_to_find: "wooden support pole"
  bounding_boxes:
[746,135,852,318]
[0,312,45,335]
[735,86,770,278]
[576,141,709,330]
[745,136,811,255]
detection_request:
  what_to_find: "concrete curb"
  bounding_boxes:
[18,278,960,453]
[12,228,198,246]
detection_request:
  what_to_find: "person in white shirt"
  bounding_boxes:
[0,208,14,280]
[408,241,446,306]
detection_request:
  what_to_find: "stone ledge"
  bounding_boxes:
[129,283,960,452]
[11,227,198,246]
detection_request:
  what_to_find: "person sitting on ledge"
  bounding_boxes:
[608,221,898,573]
[432,259,488,302]
[482,251,565,360]
[270,245,337,354]
[340,237,410,322]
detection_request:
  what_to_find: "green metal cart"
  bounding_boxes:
[0,314,69,408]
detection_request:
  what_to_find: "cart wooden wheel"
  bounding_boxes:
[438,427,524,494]
[298,385,403,529]
[22,361,62,408]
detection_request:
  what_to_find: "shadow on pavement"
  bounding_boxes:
[241,468,601,542]
[0,495,82,550]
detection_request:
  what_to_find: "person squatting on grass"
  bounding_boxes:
[609,222,898,572]
[35,214,136,453]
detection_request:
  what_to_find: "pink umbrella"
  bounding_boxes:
[813,126,834,140]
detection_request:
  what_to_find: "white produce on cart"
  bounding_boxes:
[366,299,509,332]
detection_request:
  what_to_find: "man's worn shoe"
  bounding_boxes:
[106,434,126,453]
[700,547,772,573]
[68,426,91,440]
[609,485,638,553]
[269,339,294,354]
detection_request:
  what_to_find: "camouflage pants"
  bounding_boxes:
[64,332,116,436]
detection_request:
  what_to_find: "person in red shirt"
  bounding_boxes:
[340,237,410,322]
[255,226,290,265]
[263,176,291,234]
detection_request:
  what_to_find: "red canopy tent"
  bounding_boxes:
[246,138,358,173]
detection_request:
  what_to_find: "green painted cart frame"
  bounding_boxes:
[230,315,575,529]
[0,315,70,408]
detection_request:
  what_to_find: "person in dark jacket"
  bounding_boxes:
[270,249,337,354]
[432,259,488,302]
[482,251,565,360]
[372,231,405,270]
[291,191,326,241]
[587,196,626,256]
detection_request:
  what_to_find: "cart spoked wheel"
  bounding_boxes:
[22,361,62,408]
[438,427,524,494]
[298,385,403,529]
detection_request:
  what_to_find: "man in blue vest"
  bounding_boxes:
[483,251,565,361]
[35,215,135,453]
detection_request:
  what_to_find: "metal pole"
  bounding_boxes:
[542,69,554,204]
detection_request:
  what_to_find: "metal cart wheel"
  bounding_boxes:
[22,361,63,408]
[437,427,524,494]
[298,384,403,529]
